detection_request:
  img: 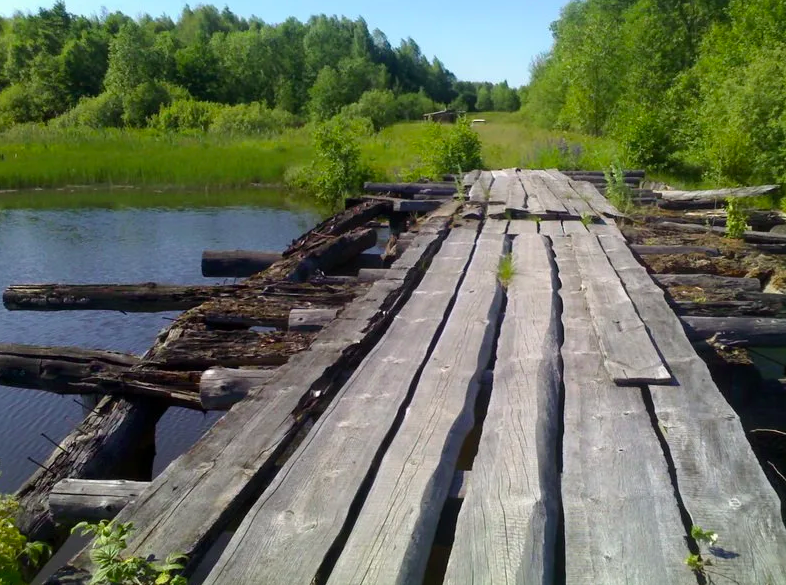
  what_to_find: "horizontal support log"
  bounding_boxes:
[656,221,786,244]
[363,182,457,197]
[683,209,786,231]
[683,316,786,347]
[3,283,240,312]
[674,298,785,317]
[202,251,282,277]
[199,367,277,410]
[49,479,150,526]
[658,185,781,209]
[652,274,761,293]
[631,244,721,257]
[564,174,640,186]
[562,169,646,178]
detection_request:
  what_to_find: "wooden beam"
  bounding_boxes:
[631,244,722,257]
[658,185,781,209]
[199,367,276,411]
[201,251,281,277]
[362,182,457,197]
[652,274,761,292]
[49,479,150,526]
[682,316,786,347]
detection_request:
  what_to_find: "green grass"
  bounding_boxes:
[497,253,514,288]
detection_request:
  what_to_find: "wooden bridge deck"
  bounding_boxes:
[50,171,786,584]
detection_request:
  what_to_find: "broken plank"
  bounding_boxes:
[445,234,560,585]
[328,231,504,584]
[202,228,478,585]
[539,219,564,237]
[201,251,282,277]
[469,171,495,203]
[49,479,150,526]
[483,219,508,235]
[571,233,671,384]
[598,234,786,583]
[554,236,692,585]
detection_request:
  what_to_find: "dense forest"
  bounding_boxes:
[522,0,786,185]
[0,3,521,133]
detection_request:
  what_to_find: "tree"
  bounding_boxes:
[476,85,492,111]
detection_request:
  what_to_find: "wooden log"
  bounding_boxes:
[562,169,646,178]
[553,235,691,584]
[657,185,781,209]
[572,234,671,384]
[445,234,561,584]
[287,308,338,331]
[683,209,786,231]
[201,251,282,277]
[631,244,722,257]
[564,173,641,186]
[0,344,138,392]
[362,182,456,197]
[598,233,786,583]
[329,230,504,584]
[682,316,786,347]
[656,220,786,244]
[3,283,241,312]
[652,273,761,292]
[45,203,458,584]
[199,367,276,410]
[674,298,785,317]
[49,479,150,526]
[201,229,478,585]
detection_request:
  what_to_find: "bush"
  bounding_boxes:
[122,81,172,128]
[395,92,439,121]
[152,99,221,131]
[51,92,124,128]
[210,103,299,136]
[341,89,398,131]
[1,478,50,584]
[415,117,483,178]
[0,84,38,130]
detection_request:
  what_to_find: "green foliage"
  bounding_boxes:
[122,81,171,127]
[725,197,748,238]
[604,162,633,214]
[497,253,514,288]
[51,92,124,128]
[685,526,719,576]
[152,99,220,131]
[415,117,483,179]
[341,89,397,131]
[0,84,38,129]
[1,474,51,585]
[210,103,299,136]
[580,212,593,226]
[72,520,187,585]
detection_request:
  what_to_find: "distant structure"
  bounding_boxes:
[423,109,465,123]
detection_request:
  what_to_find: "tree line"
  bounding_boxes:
[0,3,521,133]
[522,0,786,185]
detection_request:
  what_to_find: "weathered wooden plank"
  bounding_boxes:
[199,367,276,410]
[201,251,282,277]
[506,219,538,236]
[674,299,784,317]
[658,185,780,209]
[363,182,456,197]
[47,207,458,584]
[631,244,721,257]
[327,231,504,584]
[49,479,150,526]
[469,171,495,202]
[489,169,512,206]
[561,220,589,234]
[519,170,568,215]
[568,178,624,217]
[598,234,786,583]
[487,203,507,218]
[444,234,561,585]
[533,170,594,217]
[554,236,693,585]
[462,169,481,189]
[287,307,338,331]
[571,234,671,384]
[681,316,786,346]
[483,219,508,235]
[656,220,786,244]
[653,273,761,292]
[504,171,527,214]
[538,219,563,237]
[202,229,478,585]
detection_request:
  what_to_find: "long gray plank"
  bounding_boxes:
[571,233,671,385]
[483,218,509,235]
[599,234,786,583]
[504,172,527,214]
[568,177,623,217]
[534,170,594,217]
[538,219,563,237]
[444,234,561,585]
[48,209,457,582]
[489,169,512,205]
[561,220,589,234]
[327,230,505,584]
[554,236,693,584]
[203,228,478,585]
[469,170,493,202]
[506,219,538,236]
[519,170,567,215]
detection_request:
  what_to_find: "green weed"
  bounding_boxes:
[497,253,515,288]
[725,197,748,239]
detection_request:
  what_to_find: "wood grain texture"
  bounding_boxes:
[327,231,505,584]
[507,219,538,236]
[653,274,761,293]
[538,220,564,237]
[469,171,495,203]
[518,170,567,215]
[598,233,786,584]
[553,236,693,585]
[47,208,458,584]
[482,219,509,235]
[568,177,624,217]
[681,316,786,347]
[561,220,589,234]
[49,479,149,526]
[571,233,671,385]
[533,170,593,217]
[504,171,527,215]
[444,234,561,585]
[489,169,512,206]
[202,228,478,585]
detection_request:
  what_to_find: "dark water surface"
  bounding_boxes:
[0,196,320,491]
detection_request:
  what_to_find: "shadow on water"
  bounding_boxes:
[0,189,322,492]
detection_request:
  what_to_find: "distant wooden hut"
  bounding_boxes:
[423,109,464,123]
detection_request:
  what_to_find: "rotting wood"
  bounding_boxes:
[682,209,786,230]
[571,233,671,384]
[656,220,786,245]
[49,479,150,526]
[199,367,276,410]
[445,234,561,585]
[657,185,781,209]
[598,233,786,583]
[518,170,568,216]
[488,169,512,206]
[673,298,784,317]
[554,235,692,585]
[46,203,458,584]
[362,182,457,197]
[202,229,478,585]
[653,274,761,292]
[631,245,721,257]
[681,316,786,347]
[462,170,480,189]
[329,230,503,584]
[469,171,494,203]
[562,220,589,234]
[287,307,338,331]
[201,251,282,278]
[3,283,242,312]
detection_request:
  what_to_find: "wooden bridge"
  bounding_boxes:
[12,170,786,584]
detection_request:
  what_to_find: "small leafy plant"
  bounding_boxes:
[497,253,514,288]
[72,520,187,585]
[580,212,593,227]
[685,525,719,577]
[725,197,748,239]
[1,476,51,585]
[604,162,633,214]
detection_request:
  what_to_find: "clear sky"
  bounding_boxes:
[1,0,569,86]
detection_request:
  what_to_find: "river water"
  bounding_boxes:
[0,194,321,492]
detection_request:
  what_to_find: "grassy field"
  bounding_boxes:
[0,112,683,193]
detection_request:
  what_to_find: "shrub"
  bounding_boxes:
[341,89,398,131]
[395,92,439,121]
[725,197,748,238]
[51,92,124,128]
[415,117,483,178]
[0,84,38,130]
[152,99,221,131]
[122,81,172,128]
[210,103,299,136]
[1,477,50,584]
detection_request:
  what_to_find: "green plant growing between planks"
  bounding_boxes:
[580,212,593,227]
[1,472,51,585]
[497,253,515,288]
[604,162,634,215]
[725,197,748,239]
[685,525,719,579]
[72,520,188,585]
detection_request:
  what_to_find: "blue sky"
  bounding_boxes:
[1,0,569,86]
